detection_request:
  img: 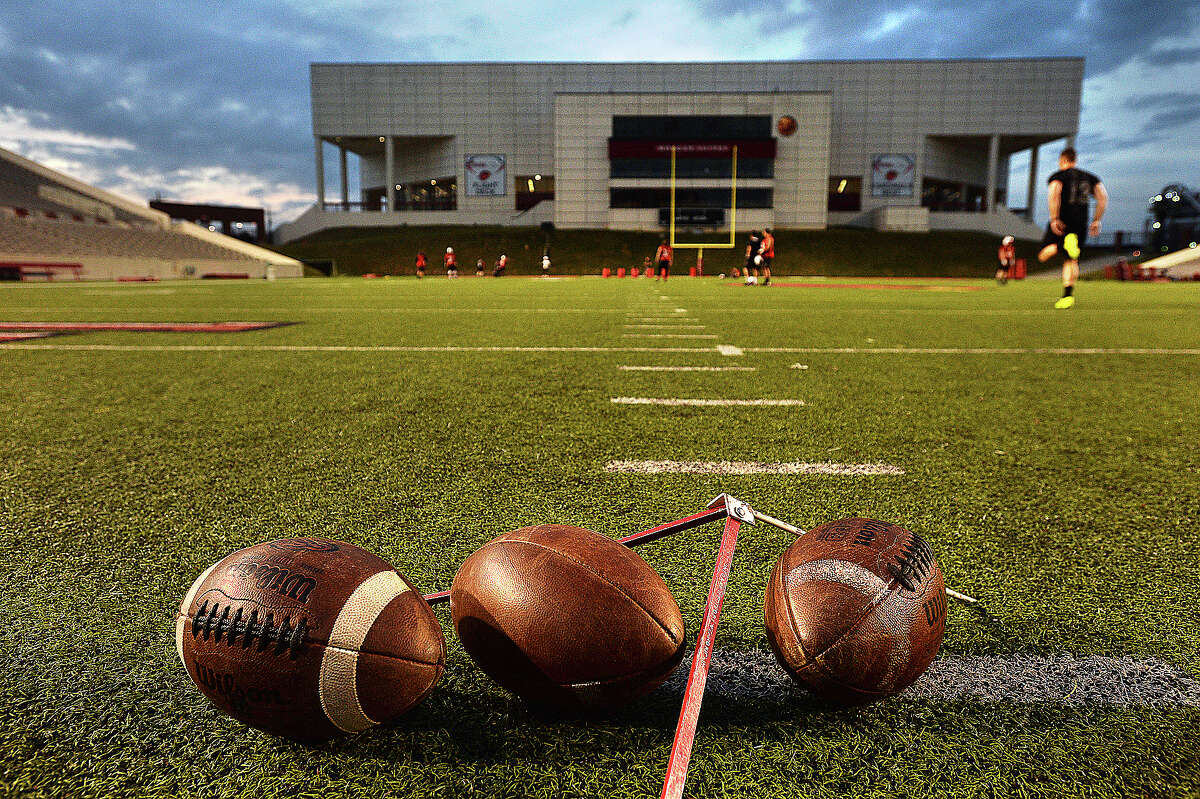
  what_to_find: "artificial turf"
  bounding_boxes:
[0,275,1197,798]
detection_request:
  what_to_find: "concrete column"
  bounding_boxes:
[385,136,395,213]
[985,134,999,214]
[339,146,349,208]
[314,137,325,209]
[1066,133,1076,149]
[1025,145,1039,222]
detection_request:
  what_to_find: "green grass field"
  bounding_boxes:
[1,275,1198,798]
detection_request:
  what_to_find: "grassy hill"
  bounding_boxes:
[272,225,1066,278]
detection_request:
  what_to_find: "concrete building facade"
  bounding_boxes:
[277,59,1083,243]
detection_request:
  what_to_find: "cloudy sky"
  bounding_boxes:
[1,0,1197,232]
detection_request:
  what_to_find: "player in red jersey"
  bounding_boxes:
[996,235,1016,285]
[758,228,775,286]
[493,253,508,277]
[655,240,673,281]
[444,247,458,279]
[415,251,427,278]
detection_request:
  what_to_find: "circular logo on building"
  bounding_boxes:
[777,116,798,137]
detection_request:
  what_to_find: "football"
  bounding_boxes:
[450,524,686,713]
[176,538,445,741]
[764,518,946,704]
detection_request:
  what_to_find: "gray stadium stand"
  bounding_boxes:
[0,146,302,280]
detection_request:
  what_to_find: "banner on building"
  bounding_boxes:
[464,154,507,196]
[870,154,916,197]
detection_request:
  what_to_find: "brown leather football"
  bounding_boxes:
[764,518,946,704]
[450,524,686,712]
[176,538,445,741]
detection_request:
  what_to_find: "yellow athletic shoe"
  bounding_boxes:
[1054,295,1075,309]
[1063,233,1081,260]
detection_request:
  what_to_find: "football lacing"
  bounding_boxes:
[886,532,934,593]
[191,600,308,659]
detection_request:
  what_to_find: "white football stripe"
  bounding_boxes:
[610,397,804,406]
[617,365,757,372]
[176,560,220,668]
[620,333,718,339]
[319,570,410,733]
[605,460,905,475]
[717,345,745,356]
[785,559,888,595]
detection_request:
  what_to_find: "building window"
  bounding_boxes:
[828,176,861,211]
[515,174,554,211]
[610,158,774,179]
[390,177,457,211]
[612,116,773,140]
[609,188,773,209]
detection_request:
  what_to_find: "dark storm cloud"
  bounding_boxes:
[1124,92,1200,111]
[698,0,1197,77]
[1121,92,1200,136]
[0,2,438,197]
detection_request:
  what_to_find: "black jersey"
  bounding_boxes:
[1048,168,1101,222]
[746,234,762,264]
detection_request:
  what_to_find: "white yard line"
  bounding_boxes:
[621,333,717,339]
[617,365,756,372]
[610,397,805,407]
[717,344,745,356]
[744,347,1200,355]
[625,317,696,322]
[622,324,707,330]
[664,649,1200,708]
[605,460,902,475]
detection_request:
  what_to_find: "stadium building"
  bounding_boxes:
[278,58,1083,243]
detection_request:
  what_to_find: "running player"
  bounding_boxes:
[654,240,673,281]
[758,228,775,286]
[1037,147,1107,308]
[444,247,458,278]
[744,230,761,285]
[415,251,427,278]
[997,235,1016,285]
[475,258,486,277]
[493,253,508,277]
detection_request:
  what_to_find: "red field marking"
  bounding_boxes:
[0,331,63,342]
[0,321,294,333]
[731,281,984,291]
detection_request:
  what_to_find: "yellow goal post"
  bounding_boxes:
[668,145,738,263]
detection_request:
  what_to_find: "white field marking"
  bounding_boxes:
[790,363,809,370]
[745,347,1200,355]
[675,308,688,313]
[622,324,707,330]
[605,460,904,475]
[717,344,744,356]
[0,344,718,354]
[617,365,757,372]
[662,649,1200,709]
[621,333,717,339]
[626,315,695,320]
[610,398,805,407]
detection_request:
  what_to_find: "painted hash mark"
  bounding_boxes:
[610,398,805,407]
[605,460,903,475]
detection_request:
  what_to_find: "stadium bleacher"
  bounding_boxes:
[0,145,302,280]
